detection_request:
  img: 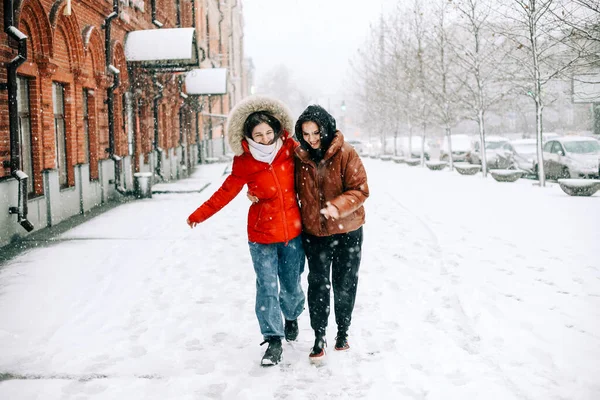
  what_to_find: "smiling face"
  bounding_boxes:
[301,121,321,149]
[251,122,276,145]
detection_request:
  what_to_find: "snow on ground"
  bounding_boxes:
[0,159,598,399]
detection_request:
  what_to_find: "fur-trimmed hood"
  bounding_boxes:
[226,95,294,156]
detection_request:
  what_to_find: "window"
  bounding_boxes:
[563,140,600,154]
[551,142,564,155]
[82,89,91,164]
[543,142,553,152]
[17,76,34,196]
[53,82,68,188]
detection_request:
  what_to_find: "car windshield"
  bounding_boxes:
[563,140,600,154]
[513,144,536,154]
[486,141,507,150]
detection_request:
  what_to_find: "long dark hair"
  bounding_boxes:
[243,112,282,141]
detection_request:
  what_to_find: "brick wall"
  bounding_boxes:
[1,0,246,188]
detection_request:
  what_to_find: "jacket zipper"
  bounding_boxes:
[270,165,289,244]
[312,161,326,236]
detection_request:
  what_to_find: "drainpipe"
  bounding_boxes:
[152,77,165,180]
[229,0,238,109]
[179,78,188,168]
[176,0,181,27]
[195,106,201,164]
[217,1,226,156]
[205,5,210,58]
[217,0,224,62]
[103,0,119,70]
[3,0,33,232]
[191,0,196,28]
[103,0,126,194]
[106,65,126,194]
[151,0,164,28]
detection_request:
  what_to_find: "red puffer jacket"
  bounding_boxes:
[187,133,302,244]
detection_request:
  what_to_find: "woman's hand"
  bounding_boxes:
[247,192,259,203]
[320,203,340,219]
[187,217,198,229]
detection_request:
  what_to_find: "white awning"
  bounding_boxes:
[124,27,200,70]
[185,68,228,95]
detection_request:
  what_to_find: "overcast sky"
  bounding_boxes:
[242,0,397,100]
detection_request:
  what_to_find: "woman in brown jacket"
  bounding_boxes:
[294,105,369,362]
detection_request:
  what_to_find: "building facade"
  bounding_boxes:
[0,0,249,248]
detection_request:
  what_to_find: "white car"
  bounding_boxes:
[510,139,537,174]
[346,139,367,155]
[538,136,600,179]
[468,136,510,169]
[440,134,473,162]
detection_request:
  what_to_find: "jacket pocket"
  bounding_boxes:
[253,203,264,230]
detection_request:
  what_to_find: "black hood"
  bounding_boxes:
[295,105,337,162]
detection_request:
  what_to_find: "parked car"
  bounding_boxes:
[537,136,600,179]
[398,136,430,160]
[346,139,367,155]
[510,139,537,175]
[368,136,430,159]
[468,136,511,169]
[440,134,473,162]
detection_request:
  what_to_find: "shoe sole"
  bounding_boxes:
[261,353,282,367]
[261,357,282,367]
[334,346,350,351]
[308,349,326,365]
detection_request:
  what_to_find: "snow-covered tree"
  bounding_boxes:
[497,0,587,186]
[452,0,518,176]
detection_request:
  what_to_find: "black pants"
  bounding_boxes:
[303,227,363,337]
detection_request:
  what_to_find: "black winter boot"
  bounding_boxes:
[284,319,299,342]
[308,335,326,362]
[334,331,349,351]
[260,337,282,366]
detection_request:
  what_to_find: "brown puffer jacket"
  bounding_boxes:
[295,131,369,237]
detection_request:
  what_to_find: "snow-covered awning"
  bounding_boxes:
[184,68,228,95]
[124,27,202,71]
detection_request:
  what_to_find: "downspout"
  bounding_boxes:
[205,4,210,59]
[103,0,126,194]
[152,77,164,180]
[176,0,181,27]
[228,0,238,110]
[217,1,224,65]
[151,0,164,28]
[106,65,126,194]
[195,98,203,164]
[191,0,196,28]
[207,95,213,158]
[128,64,138,172]
[217,1,226,156]
[4,0,34,232]
[179,78,188,169]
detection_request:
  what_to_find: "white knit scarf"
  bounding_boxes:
[247,138,283,164]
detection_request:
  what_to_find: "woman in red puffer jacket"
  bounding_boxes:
[186,96,305,367]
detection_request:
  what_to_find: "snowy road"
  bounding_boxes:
[0,160,599,399]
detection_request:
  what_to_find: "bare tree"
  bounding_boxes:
[350,16,400,156]
[453,0,517,176]
[425,0,466,170]
[497,0,586,186]
[385,3,424,159]
[410,0,434,165]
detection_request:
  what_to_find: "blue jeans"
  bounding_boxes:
[248,235,305,339]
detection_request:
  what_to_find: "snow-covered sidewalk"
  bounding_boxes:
[0,159,598,399]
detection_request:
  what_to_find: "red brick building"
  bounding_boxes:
[0,0,249,247]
